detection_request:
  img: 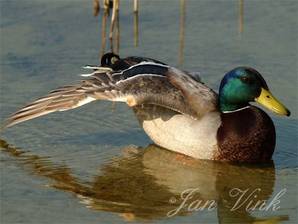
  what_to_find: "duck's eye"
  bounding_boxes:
[240,76,253,84]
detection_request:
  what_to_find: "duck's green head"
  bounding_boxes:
[219,67,290,116]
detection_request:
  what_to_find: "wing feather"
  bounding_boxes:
[167,67,218,117]
[3,60,217,129]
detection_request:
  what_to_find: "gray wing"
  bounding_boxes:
[166,67,218,117]
[4,62,206,128]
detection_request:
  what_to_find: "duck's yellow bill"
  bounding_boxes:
[255,88,290,116]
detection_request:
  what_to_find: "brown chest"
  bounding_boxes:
[215,107,276,162]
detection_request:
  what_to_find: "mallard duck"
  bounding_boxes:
[3,53,290,162]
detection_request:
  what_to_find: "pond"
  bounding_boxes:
[0,1,297,223]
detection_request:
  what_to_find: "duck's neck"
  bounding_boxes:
[219,96,249,113]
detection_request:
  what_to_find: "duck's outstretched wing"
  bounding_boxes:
[4,51,218,128]
[4,61,205,128]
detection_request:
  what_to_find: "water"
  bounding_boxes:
[0,0,297,223]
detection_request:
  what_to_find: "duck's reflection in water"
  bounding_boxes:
[0,139,288,223]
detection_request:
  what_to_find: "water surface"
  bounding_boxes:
[0,1,297,223]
